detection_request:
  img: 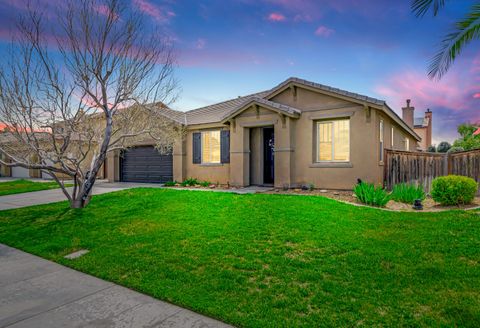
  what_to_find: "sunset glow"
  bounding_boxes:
[0,0,478,143]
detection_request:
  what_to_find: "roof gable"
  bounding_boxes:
[265,77,386,107]
[220,97,301,123]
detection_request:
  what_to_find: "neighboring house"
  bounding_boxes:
[105,77,421,190]
[401,99,433,151]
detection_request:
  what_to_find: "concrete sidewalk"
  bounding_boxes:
[0,182,159,210]
[0,244,232,328]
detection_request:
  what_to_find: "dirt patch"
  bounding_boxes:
[264,188,480,212]
[164,184,480,212]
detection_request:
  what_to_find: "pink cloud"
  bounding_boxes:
[375,61,480,143]
[314,25,334,37]
[267,12,286,22]
[94,4,120,20]
[132,0,174,22]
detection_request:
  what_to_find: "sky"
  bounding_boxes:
[0,0,479,144]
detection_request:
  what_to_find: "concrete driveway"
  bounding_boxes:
[0,182,163,211]
[0,244,231,328]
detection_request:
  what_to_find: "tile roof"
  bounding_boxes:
[414,117,427,127]
[184,90,270,125]
[266,77,386,106]
[164,77,419,140]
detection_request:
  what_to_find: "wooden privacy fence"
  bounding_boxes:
[384,149,480,193]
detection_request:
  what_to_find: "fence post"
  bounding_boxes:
[443,154,449,175]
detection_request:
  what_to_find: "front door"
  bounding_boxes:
[263,127,274,184]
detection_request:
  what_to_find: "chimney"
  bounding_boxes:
[425,108,433,148]
[402,99,414,128]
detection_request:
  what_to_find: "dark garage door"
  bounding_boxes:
[121,146,173,183]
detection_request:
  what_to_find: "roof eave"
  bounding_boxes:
[220,99,300,124]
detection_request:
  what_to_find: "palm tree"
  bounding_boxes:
[412,0,480,79]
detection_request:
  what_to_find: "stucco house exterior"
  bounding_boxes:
[104,77,421,190]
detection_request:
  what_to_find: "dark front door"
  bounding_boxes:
[263,128,274,184]
[120,146,173,183]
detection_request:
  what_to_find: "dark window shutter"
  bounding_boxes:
[221,130,230,163]
[193,132,201,164]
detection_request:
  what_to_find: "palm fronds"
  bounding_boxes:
[428,4,480,79]
[411,0,447,17]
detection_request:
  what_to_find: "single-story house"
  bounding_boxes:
[104,77,421,190]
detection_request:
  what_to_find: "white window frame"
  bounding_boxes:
[316,119,350,162]
[379,119,384,162]
[201,130,221,164]
[405,137,410,151]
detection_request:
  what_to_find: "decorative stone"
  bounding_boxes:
[333,192,340,195]
[64,249,89,260]
[319,189,328,193]
[209,184,216,188]
[294,188,301,192]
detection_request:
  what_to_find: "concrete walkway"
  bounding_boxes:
[0,182,161,211]
[0,244,232,328]
[0,181,274,210]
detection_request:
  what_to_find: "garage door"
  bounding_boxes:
[120,146,173,183]
[11,166,30,178]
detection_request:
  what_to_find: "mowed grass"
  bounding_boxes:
[0,189,479,327]
[0,179,70,196]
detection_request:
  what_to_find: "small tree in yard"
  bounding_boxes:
[437,141,451,153]
[0,0,181,208]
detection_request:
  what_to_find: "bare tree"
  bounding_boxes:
[0,0,182,208]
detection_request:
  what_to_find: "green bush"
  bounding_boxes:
[199,180,211,187]
[180,178,211,187]
[391,183,425,204]
[447,146,464,154]
[437,141,451,153]
[181,178,200,187]
[431,175,478,205]
[354,182,390,207]
[163,181,177,187]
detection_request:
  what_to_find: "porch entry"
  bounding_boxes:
[249,126,274,186]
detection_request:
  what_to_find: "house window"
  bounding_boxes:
[405,137,410,151]
[379,119,384,162]
[316,119,350,162]
[201,130,221,163]
[391,127,394,148]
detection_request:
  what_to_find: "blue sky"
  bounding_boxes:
[0,0,479,143]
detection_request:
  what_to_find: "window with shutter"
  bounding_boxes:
[192,132,201,164]
[201,130,221,164]
[220,130,230,163]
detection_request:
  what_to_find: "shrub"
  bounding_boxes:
[427,145,436,153]
[437,141,451,153]
[199,180,211,187]
[447,146,464,154]
[181,178,200,187]
[391,183,425,204]
[354,182,390,207]
[431,175,478,206]
[163,181,177,187]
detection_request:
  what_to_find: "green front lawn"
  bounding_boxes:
[0,189,479,327]
[0,179,71,196]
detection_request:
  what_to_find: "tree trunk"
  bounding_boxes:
[70,195,92,209]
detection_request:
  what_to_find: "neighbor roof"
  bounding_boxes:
[414,117,429,128]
